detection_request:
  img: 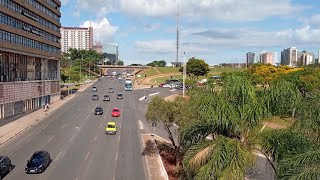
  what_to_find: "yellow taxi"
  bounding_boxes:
[105,122,117,135]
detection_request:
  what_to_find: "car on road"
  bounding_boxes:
[111,108,120,117]
[94,107,103,115]
[91,86,97,92]
[103,95,110,101]
[92,95,99,100]
[85,79,92,83]
[25,151,50,174]
[119,79,122,83]
[0,156,12,179]
[108,88,114,93]
[117,93,123,99]
[105,122,117,135]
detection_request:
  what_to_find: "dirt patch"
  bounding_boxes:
[155,140,181,180]
[164,94,180,101]
[263,122,286,129]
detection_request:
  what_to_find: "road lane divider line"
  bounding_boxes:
[55,151,63,161]
[61,123,68,128]
[115,152,118,161]
[85,152,90,161]
[48,136,54,143]
[69,134,76,142]
[93,136,97,142]
[139,120,144,130]
[99,122,103,128]
[149,92,160,96]
[139,96,147,101]
[26,137,32,143]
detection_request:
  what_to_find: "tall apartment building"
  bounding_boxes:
[60,27,93,52]
[297,51,314,66]
[0,0,62,119]
[261,52,274,65]
[246,52,256,65]
[281,47,298,67]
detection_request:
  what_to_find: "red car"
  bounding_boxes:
[112,108,120,117]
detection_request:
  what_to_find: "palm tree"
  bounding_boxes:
[181,75,263,179]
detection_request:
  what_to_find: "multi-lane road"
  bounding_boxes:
[0,75,174,180]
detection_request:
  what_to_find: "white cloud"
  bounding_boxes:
[305,14,320,26]
[135,40,175,53]
[60,0,70,5]
[73,0,302,21]
[80,18,118,43]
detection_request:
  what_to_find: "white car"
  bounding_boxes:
[84,79,92,83]
[162,84,171,88]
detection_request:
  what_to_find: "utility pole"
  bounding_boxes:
[183,52,186,98]
[176,0,180,63]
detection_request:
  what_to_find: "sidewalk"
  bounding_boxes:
[141,134,169,180]
[0,80,96,145]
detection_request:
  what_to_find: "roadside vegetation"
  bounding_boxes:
[146,62,320,179]
[60,48,103,83]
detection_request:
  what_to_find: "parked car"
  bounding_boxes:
[105,122,117,135]
[0,156,12,179]
[25,151,51,174]
[85,79,92,83]
[117,93,123,99]
[94,107,103,115]
[92,95,99,100]
[103,95,110,101]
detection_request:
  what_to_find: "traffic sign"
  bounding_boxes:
[152,122,157,127]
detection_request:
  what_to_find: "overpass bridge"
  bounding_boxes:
[97,65,149,76]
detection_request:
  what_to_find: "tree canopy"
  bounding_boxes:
[147,60,166,67]
[179,57,210,79]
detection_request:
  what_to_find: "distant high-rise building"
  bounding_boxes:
[318,49,320,64]
[60,27,93,52]
[246,52,256,65]
[103,43,118,65]
[297,51,314,66]
[93,43,103,54]
[281,47,298,67]
[261,52,274,65]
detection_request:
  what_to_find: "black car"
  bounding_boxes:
[0,156,12,179]
[94,107,103,115]
[92,95,99,100]
[25,151,50,174]
[103,95,110,101]
[91,87,97,92]
[117,93,123,99]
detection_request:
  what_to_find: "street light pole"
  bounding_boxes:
[183,52,186,98]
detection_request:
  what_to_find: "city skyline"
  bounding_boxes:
[61,0,320,64]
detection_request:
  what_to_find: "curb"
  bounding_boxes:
[151,136,169,180]
[0,80,96,146]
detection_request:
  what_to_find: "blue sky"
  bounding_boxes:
[60,0,320,65]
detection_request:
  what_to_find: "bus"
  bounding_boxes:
[125,80,133,91]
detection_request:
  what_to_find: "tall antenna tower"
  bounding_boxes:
[176,0,180,63]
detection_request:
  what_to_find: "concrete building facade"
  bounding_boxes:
[246,52,256,65]
[261,52,274,65]
[297,51,314,66]
[0,0,62,119]
[281,47,298,67]
[93,42,103,54]
[60,27,93,52]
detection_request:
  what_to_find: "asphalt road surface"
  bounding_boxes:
[0,76,157,180]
